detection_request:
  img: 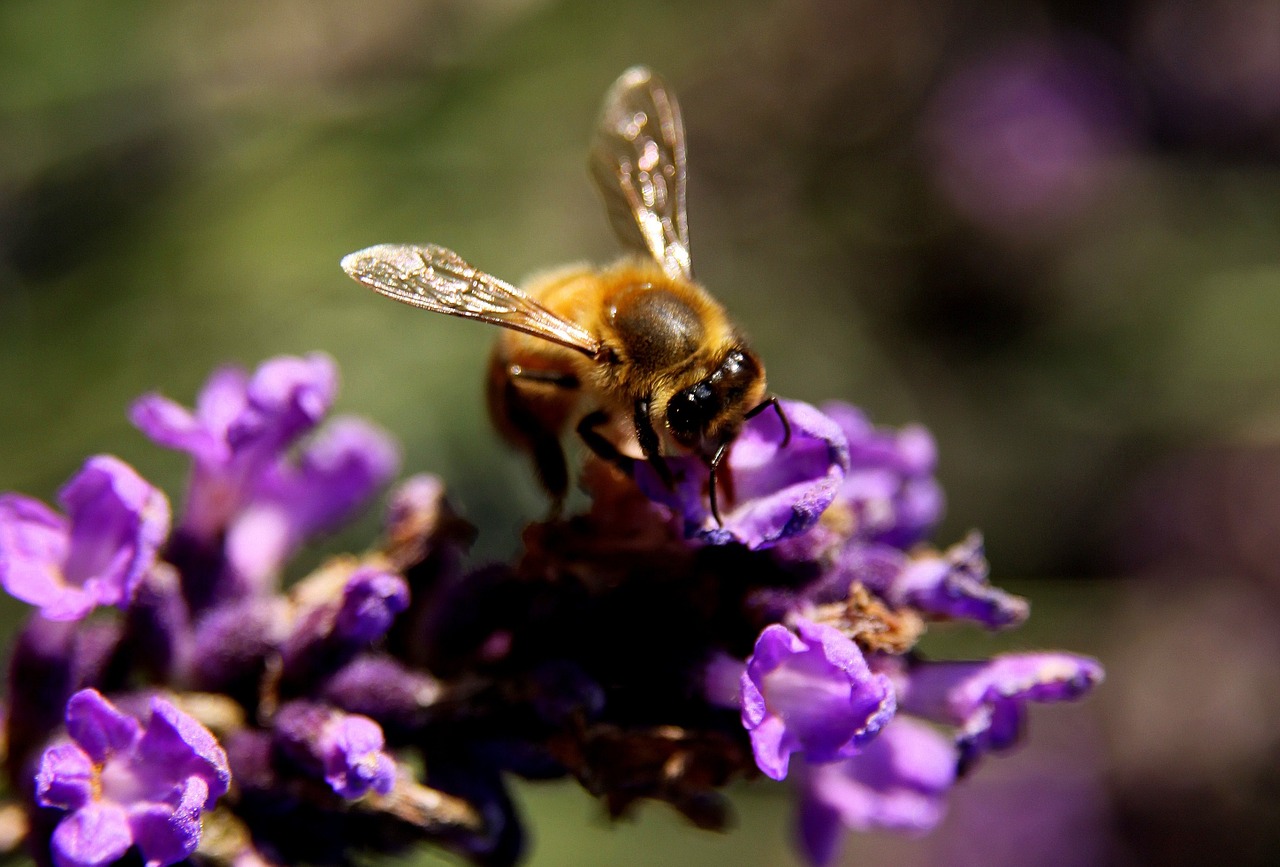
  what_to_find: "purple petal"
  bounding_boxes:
[822,401,945,548]
[51,801,133,867]
[902,653,1104,770]
[222,505,293,589]
[0,493,79,615]
[58,456,171,610]
[127,776,208,867]
[335,568,410,644]
[65,689,142,764]
[36,742,96,811]
[226,353,337,456]
[803,716,956,830]
[135,698,231,802]
[740,619,896,780]
[262,416,400,538]
[129,394,227,466]
[636,399,848,549]
[193,365,251,440]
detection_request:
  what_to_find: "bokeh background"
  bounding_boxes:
[3,0,1280,864]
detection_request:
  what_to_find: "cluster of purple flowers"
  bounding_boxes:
[0,353,1101,867]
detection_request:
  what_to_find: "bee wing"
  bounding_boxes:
[589,66,692,281]
[341,243,602,358]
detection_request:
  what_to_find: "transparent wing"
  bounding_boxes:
[589,66,692,281]
[341,243,601,357]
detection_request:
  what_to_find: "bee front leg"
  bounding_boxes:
[576,410,637,478]
[632,397,674,489]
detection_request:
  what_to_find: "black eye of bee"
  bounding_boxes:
[668,381,717,437]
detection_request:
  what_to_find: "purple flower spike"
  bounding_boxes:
[901,653,1104,772]
[335,567,410,644]
[740,619,896,780]
[130,353,338,542]
[856,534,1029,629]
[0,456,169,621]
[36,689,230,867]
[636,399,848,549]
[796,717,958,866]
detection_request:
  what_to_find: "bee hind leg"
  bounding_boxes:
[495,371,573,510]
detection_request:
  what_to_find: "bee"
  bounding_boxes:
[341,66,786,523]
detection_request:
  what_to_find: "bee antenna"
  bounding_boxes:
[746,396,791,448]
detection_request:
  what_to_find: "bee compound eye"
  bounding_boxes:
[668,382,716,437]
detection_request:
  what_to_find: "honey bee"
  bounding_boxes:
[341,66,786,522]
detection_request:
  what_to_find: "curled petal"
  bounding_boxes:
[58,455,171,609]
[65,689,142,764]
[127,776,208,867]
[0,494,77,614]
[636,399,848,549]
[51,801,133,867]
[36,743,96,811]
[136,698,232,803]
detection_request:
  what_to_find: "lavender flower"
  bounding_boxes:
[0,353,1103,867]
[35,689,229,867]
[635,399,848,548]
[130,354,397,601]
[0,456,169,621]
[740,619,896,780]
[795,717,957,866]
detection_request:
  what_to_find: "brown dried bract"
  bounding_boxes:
[814,582,925,655]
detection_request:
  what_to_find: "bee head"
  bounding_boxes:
[665,346,766,453]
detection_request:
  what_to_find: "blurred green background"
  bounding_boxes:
[3,0,1280,864]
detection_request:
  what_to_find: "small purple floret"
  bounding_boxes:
[841,534,1029,629]
[335,567,410,644]
[796,717,958,866]
[0,456,169,621]
[901,652,1104,772]
[36,689,230,867]
[274,702,396,800]
[635,399,848,549]
[740,619,896,780]
[320,714,397,799]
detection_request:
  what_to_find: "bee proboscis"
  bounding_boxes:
[342,66,787,522]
